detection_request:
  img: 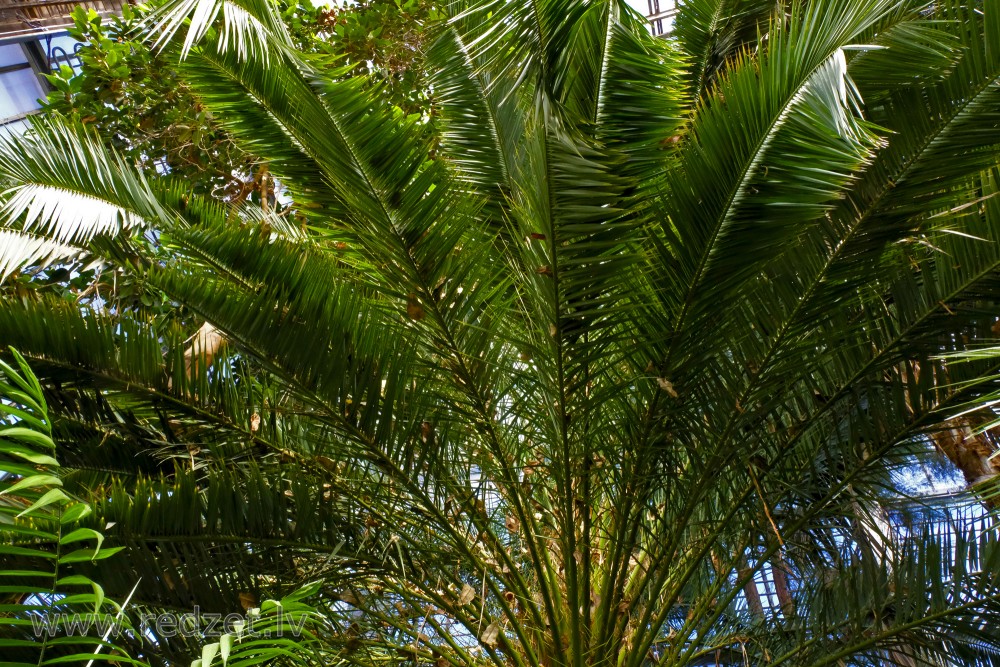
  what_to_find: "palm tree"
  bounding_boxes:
[1,0,1000,664]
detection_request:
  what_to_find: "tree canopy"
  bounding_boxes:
[1,0,1000,665]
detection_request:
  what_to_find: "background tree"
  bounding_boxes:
[43,0,439,196]
[45,3,253,198]
[1,0,1000,666]
[7,0,440,349]
[290,0,443,114]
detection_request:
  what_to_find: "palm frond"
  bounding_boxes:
[0,116,168,280]
[657,0,890,363]
[142,0,291,61]
[2,1,999,666]
[672,0,777,103]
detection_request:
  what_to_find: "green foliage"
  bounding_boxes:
[2,0,1000,666]
[0,349,136,666]
[0,350,332,666]
[25,0,438,314]
[192,583,329,667]
[286,0,443,115]
[41,0,440,199]
[43,5,252,198]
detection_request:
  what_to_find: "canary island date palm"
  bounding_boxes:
[1,0,1000,665]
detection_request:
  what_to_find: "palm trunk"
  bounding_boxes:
[928,423,1000,507]
[770,555,795,617]
[906,362,999,507]
[739,566,764,620]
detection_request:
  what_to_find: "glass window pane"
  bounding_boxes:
[46,34,83,72]
[0,43,29,66]
[0,68,44,119]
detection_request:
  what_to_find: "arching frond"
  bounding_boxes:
[2,0,999,666]
[142,0,291,60]
[0,117,168,281]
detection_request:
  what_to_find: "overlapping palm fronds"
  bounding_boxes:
[1,0,1000,665]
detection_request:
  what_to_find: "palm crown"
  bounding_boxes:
[1,0,1000,665]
